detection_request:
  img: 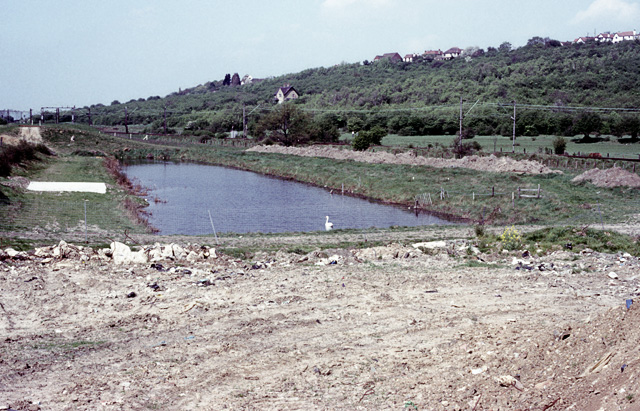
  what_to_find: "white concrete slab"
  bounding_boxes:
[27,182,107,194]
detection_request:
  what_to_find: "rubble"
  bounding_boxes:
[1,238,640,409]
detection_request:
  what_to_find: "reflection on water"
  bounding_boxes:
[124,162,454,235]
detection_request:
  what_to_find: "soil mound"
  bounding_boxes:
[572,166,640,188]
[0,126,43,146]
[247,145,560,175]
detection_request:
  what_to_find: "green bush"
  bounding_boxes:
[552,136,567,154]
[352,133,371,151]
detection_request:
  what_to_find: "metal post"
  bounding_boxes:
[84,200,88,243]
[208,210,219,245]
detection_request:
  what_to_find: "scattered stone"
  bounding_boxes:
[495,375,524,391]
[111,242,148,265]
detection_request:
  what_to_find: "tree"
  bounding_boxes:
[573,112,603,139]
[231,73,241,86]
[498,42,512,53]
[526,36,545,47]
[222,74,231,86]
[347,117,364,133]
[255,104,312,146]
[619,115,640,139]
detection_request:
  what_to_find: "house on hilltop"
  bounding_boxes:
[275,85,299,104]
[373,52,403,63]
[443,47,462,60]
[573,36,595,44]
[404,53,417,62]
[613,30,637,43]
[423,49,443,60]
[596,32,614,43]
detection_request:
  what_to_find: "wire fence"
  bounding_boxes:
[0,199,148,242]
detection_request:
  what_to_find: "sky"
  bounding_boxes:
[2,0,640,111]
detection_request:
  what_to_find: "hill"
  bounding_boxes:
[68,40,640,140]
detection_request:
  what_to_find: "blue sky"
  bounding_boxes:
[2,0,640,110]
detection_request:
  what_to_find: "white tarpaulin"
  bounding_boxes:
[27,182,107,194]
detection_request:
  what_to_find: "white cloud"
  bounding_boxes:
[572,0,640,24]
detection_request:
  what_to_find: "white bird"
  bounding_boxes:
[325,216,334,231]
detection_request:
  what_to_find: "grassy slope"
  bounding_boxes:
[0,126,150,239]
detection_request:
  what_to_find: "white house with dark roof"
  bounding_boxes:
[274,85,299,104]
[596,32,614,42]
[613,30,637,43]
[443,47,462,60]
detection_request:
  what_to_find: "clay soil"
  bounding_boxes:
[2,231,640,410]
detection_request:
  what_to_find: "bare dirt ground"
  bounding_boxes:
[572,167,640,188]
[2,232,640,410]
[0,126,43,146]
[247,145,560,175]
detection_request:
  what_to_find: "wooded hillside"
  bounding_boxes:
[70,39,640,140]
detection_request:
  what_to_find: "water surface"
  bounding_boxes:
[124,162,453,235]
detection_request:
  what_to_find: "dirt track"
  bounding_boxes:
[2,237,639,410]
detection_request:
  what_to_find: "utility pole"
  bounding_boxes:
[459,96,463,138]
[87,108,92,126]
[56,108,60,124]
[71,106,75,123]
[512,100,516,153]
[124,106,129,134]
[29,109,32,125]
[163,106,167,135]
[242,103,247,138]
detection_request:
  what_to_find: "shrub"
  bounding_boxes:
[499,226,522,250]
[368,126,387,145]
[352,133,371,151]
[552,136,567,154]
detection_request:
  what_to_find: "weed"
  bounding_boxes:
[499,226,522,251]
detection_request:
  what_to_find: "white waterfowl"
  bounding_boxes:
[325,216,334,231]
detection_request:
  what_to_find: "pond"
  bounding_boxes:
[124,162,454,235]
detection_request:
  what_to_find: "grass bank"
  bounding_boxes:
[0,127,153,244]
